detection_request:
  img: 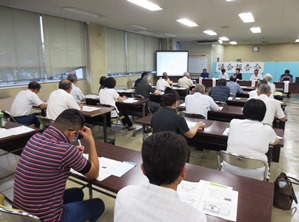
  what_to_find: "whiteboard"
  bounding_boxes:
[188,55,208,73]
[156,51,188,76]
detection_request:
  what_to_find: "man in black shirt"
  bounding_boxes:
[134,72,149,88]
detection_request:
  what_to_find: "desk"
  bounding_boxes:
[208,106,244,122]
[82,105,113,143]
[240,86,255,91]
[134,115,284,163]
[70,141,274,222]
[226,97,287,110]
[274,82,299,93]
[115,88,136,97]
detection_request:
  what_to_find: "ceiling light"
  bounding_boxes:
[176,19,198,27]
[226,0,235,1]
[219,36,229,41]
[218,39,223,44]
[130,25,148,30]
[127,0,163,11]
[238,12,255,23]
[250,27,261,33]
[229,41,237,45]
[295,39,299,43]
[203,30,217,36]
[165,34,176,37]
[62,7,101,18]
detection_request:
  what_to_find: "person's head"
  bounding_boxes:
[144,75,152,84]
[264,73,273,83]
[141,131,189,186]
[217,79,227,86]
[285,69,290,75]
[258,84,271,96]
[28,81,41,93]
[67,74,77,84]
[99,76,107,85]
[229,76,237,82]
[203,68,207,73]
[183,72,190,78]
[236,68,240,73]
[254,69,259,76]
[59,79,72,93]
[162,72,168,80]
[193,84,205,94]
[53,109,85,141]
[141,72,149,78]
[221,68,226,73]
[162,88,179,107]
[243,99,266,122]
[103,77,116,88]
[256,79,268,89]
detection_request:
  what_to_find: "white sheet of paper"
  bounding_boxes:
[85,94,99,99]
[109,161,136,177]
[186,120,197,130]
[228,97,233,100]
[123,98,138,103]
[219,107,223,110]
[0,128,15,138]
[179,102,186,107]
[223,128,230,136]
[235,97,241,100]
[8,126,34,135]
[82,106,101,112]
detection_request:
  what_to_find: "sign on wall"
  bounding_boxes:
[216,62,264,73]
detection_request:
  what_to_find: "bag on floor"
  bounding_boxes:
[273,172,299,210]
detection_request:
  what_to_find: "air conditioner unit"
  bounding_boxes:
[196,39,219,44]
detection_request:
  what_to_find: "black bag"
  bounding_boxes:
[273,172,299,210]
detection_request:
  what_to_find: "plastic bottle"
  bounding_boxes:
[0,110,4,127]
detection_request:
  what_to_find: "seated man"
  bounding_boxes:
[151,88,205,138]
[227,76,243,95]
[263,73,276,94]
[248,79,274,98]
[280,69,293,82]
[223,99,278,180]
[200,68,210,78]
[10,81,47,128]
[250,69,262,81]
[47,79,82,120]
[257,84,286,126]
[208,79,230,102]
[178,72,193,88]
[134,71,149,88]
[156,72,171,91]
[233,68,242,80]
[67,73,85,103]
[218,68,228,80]
[135,75,161,113]
[13,109,105,222]
[185,84,220,118]
[114,131,207,222]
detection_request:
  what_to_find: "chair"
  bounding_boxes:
[0,193,42,222]
[36,115,54,130]
[2,110,16,122]
[217,150,269,181]
[181,111,206,119]
[214,101,227,106]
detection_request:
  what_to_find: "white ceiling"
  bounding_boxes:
[1,0,298,44]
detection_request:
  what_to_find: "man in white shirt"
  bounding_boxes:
[114,131,207,222]
[257,84,286,126]
[185,84,219,118]
[218,68,229,80]
[250,69,262,81]
[67,73,85,103]
[263,73,276,94]
[156,72,171,91]
[10,81,47,128]
[177,72,193,89]
[47,80,82,120]
[248,80,274,99]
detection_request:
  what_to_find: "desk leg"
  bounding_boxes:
[103,114,107,143]
[88,183,93,199]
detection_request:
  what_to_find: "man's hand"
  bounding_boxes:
[78,126,94,143]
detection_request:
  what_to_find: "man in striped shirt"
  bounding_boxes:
[13,109,104,222]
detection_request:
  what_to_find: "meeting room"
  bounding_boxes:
[1,0,299,221]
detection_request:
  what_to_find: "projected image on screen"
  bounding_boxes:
[156,51,188,76]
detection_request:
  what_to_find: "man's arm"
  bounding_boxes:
[79,126,99,180]
[184,121,205,138]
[39,103,47,109]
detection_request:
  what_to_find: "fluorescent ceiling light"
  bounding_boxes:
[229,41,237,45]
[127,0,163,11]
[130,25,148,30]
[62,7,101,18]
[165,34,176,37]
[250,27,261,33]
[226,0,235,2]
[238,12,255,23]
[218,39,223,44]
[295,39,299,43]
[203,30,217,36]
[176,18,198,27]
[219,36,229,41]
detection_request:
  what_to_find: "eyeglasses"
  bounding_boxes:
[68,129,80,140]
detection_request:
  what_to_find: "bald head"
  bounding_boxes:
[183,72,190,78]
[194,84,205,93]
[59,79,72,92]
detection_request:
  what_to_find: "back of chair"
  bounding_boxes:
[214,101,227,106]
[181,111,206,119]
[131,94,144,99]
[36,115,54,129]
[2,110,16,122]
[217,150,268,180]
[0,193,42,222]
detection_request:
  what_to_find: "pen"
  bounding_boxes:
[78,139,82,147]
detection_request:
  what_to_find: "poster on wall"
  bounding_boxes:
[216,62,264,73]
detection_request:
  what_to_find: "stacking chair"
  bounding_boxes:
[2,110,16,122]
[217,150,269,181]
[0,193,41,222]
[36,115,54,130]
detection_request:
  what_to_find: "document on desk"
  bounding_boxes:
[178,180,238,221]
[223,128,229,136]
[179,103,186,108]
[123,98,138,103]
[8,126,35,135]
[85,94,99,99]
[82,106,101,112]
[109,161,136,177]
[186,120,196,129]
[0,128,15,138]
[219,107,223,110]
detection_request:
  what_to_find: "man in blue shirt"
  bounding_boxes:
[200,69,210,78]
[209,79,230,102]
[227,76,243,95]
[280,69,293,82]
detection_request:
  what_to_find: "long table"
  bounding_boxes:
[70,141,274,222]
[134,115,284,163]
